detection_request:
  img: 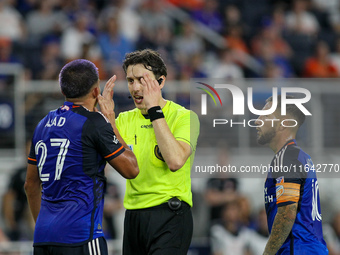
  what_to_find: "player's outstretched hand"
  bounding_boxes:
[97,75,116,125]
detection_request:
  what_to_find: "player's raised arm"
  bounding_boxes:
[97,75,139,179]
[107,152,139,179]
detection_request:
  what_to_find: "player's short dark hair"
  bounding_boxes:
[266,95,306,127]
[122,49,167,79]
[59,59,99,98]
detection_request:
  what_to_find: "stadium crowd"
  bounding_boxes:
[2,0,340,84]
[1,0,340,254]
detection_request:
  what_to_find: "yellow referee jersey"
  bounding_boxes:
[116,100,200,209]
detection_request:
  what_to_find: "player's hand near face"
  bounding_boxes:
[141,73,162,110]
[97,75,116,124]
[97,75,139,178]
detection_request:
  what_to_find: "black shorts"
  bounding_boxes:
[34,237,108,255]
[123,200,193,255]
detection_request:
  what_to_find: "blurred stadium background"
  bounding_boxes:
[1,0,340,254]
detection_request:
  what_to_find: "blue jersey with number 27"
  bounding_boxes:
[28,102,125,246]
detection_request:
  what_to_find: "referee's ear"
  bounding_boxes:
[159,76,166,89]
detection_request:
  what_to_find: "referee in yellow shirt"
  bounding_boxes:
[116,49,200,254]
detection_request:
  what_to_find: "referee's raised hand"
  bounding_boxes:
[141,73,162,110]
[97,75,116,125]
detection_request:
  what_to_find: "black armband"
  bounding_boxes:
[148,106,164,122]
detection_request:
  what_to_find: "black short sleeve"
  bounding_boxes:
[85,113,125,162]
[272,146,307,183]
[28,138,37,165]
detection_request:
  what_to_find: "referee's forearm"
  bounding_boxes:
[152,118,189,171]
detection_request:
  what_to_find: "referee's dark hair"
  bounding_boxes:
[122,49,167,79]
[266,95,306,128]
[59,59,99,98]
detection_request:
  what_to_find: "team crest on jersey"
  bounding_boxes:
[276,185,284,198]
[113,135,119,144]
[60,105,70,111]
[276,176,284,184]
[154,145,164,162]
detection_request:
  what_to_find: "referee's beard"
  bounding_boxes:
[257,129,276,145]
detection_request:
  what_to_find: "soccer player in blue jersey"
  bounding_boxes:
[24,59,139,255]
[255,95,328,255]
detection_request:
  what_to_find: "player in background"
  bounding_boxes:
[255,95,328,255]
[112,49,199,255]
[24,59,139,255]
